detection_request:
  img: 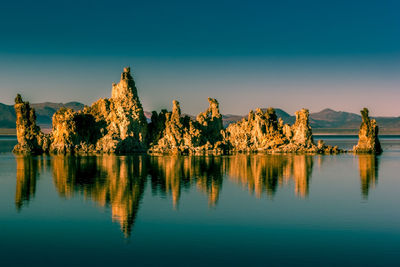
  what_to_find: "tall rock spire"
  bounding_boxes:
[354,108,382,154]
[94,67,148,153]
[48,66,149,153]
[291,108,314,147]
[13,94,49,154]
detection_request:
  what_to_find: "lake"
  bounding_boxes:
[0,135,400,266]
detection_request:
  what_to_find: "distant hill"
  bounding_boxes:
[0,103,16,128]
[310,108,361,128]
[1,102,399,134]
[222,114,244,128]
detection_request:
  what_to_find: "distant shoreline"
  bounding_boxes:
[0,129,16,135]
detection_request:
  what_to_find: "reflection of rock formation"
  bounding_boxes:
[227,155,286,197]
[15,153,319,237]
[52,155,147,237]
[194,157,224,207]
[180,156,224,207]
[148,156,224,207]
[50,154,313,227]
[358,155,379,198]
[14,154,226,236]
[291,155,313,197]
[15,156,47,210]
[227,154,313,198]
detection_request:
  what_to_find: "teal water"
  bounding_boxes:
[0,136,400,266]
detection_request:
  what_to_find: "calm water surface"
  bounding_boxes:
[0,135,399,266]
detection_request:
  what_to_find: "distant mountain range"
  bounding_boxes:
[1,102,399,134]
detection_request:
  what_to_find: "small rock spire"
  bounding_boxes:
[112,67,138,100]
[121,67,131,80]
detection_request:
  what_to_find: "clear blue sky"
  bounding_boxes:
[0,0,399,116]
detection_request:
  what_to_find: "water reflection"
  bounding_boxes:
[358,155,380,198]
[14,153,382,237]
[15,156,48,211]
[52,155,147,237]
[226,155,314,198]
[148,156,224,207]
[14,154,314,236]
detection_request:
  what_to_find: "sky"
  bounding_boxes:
[0,0,399,116]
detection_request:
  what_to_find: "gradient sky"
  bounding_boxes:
[0,0,399,116]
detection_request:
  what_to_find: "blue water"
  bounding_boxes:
[0,136,399,266]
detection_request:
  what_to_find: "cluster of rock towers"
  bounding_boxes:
[13,67,382,155]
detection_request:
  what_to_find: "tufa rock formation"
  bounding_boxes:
[353,108,382,154]
[13,94,50,154]
[196,98,224,145]
[148,98,226,154]
[225,108,340,153]
[148,100,199,154]
[14,67,228,155]
[49,108,100,153]
[13,67,382,155]
[225,108,287,152]
[95,67,147,152]
[43,67,148,154]
[290,109,314,147]
[89,67,148,153]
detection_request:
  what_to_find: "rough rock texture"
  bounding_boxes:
[148,100,197,154]
[90,67,148,153]
[225,108,287,151]
[148,99,225,154]
[291,109,314,147]
[196,98,224,144]
[353,108,382,154]
[50,108,100,153]
[13,94,50,154]
[15,67,148,154]
[16,67,385,155]
[225,107,340,153]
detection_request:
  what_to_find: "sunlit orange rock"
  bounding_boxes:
[354,108,382,154]
[13,94,50,154]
